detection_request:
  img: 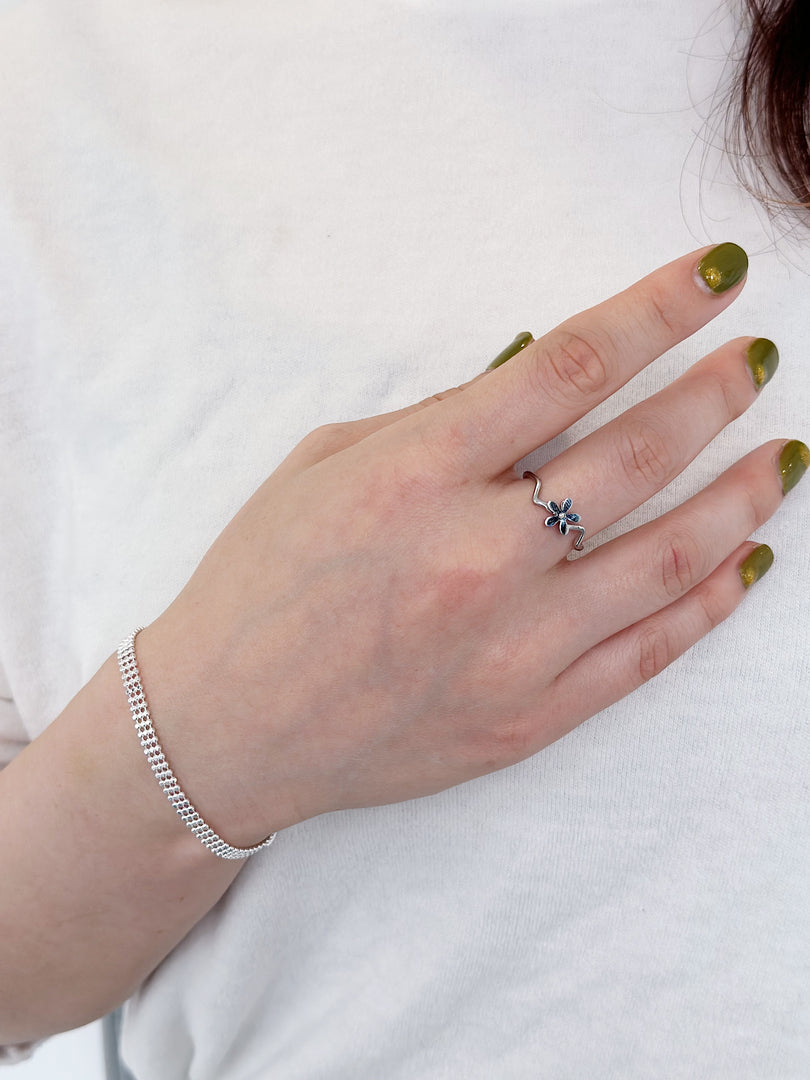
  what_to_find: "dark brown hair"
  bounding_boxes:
[727,0,810,217]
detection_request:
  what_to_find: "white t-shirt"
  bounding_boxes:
[1,2,808,1077]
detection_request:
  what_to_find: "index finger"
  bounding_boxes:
[426,243,749,480]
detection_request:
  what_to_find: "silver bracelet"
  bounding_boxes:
[116,628,277,860]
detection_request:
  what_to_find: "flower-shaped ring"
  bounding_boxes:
[523,471,586,551]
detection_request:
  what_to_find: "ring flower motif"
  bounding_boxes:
[523,471,586,550]
[544,498,581,537]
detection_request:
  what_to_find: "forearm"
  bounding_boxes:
[0,645,247,1045]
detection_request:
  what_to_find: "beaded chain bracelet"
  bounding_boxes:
[117,628,276,859]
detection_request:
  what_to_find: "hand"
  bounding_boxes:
[137,245,804,846]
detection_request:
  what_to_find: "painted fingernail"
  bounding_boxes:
[739,543,774,589]
[696,243,748,294]
[486,331,533,371]
[779,439,810,494]
[746,338,779,390]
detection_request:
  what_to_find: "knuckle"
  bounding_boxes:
[739,475,771,533]
[303,421,353,455]
[658,528,705,600]
[643,283,678,336]
[534,330,610,407]
[489,713,533,765]
[694,580,729,634]
[417,386,462,409]
[704,367,745,422]
[616,418,674,492]
[636,623,674,683]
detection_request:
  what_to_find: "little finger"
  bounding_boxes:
[535,540,776,750]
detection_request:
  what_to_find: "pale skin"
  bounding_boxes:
[0,246,797,1044]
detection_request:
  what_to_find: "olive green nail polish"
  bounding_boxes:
[739,543,774,589]
[779,439,810,494]
[486,331,534,371]
[746,338,779,389]
[697,243,749,294]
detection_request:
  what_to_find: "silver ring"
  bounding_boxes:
[523,471,586,551]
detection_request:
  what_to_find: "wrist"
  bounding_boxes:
[130,616,296,848]
[0,647,250,1044]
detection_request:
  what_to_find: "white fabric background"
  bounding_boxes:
[0,1,808,1077]
[0,1024,103,1079]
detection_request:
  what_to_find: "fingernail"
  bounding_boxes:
[696,243,749,294]
[779,439,810,494]
[739,543,774,589]
[486,331,533,371]
[746,338,779,390]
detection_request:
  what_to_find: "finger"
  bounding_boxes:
[504,335,777,565]
[532,540,775,751]
[279,334,533,474]
[421,243,749,480]
[555,439,804,663]
[277,376,485,474]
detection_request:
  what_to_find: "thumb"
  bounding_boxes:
[280,332,534,473]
